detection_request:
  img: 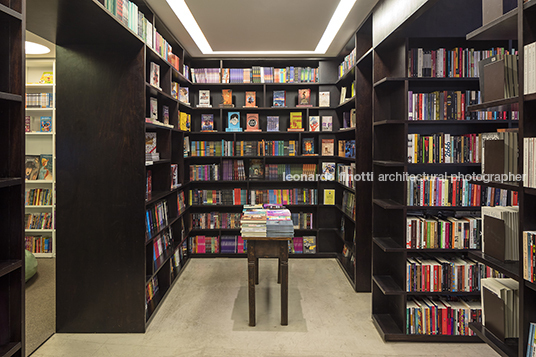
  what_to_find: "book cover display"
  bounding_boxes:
[25,155,40,180]
[288,112,304,131]
[197,90,212,107]
[226,112,242,132]
[322,139,334,156]
[324,189,335,205]
[267,116,279,132]
[150,62,160,89]
[322,116,333,131]
[245,91,257,107]
[302,138,315,155]
[297,88,312,107]
[150,98,158,121]
[220,89,234,108]
[319,91,330,107]
[179,87,189,104]
[38,154,53,180]
[322,162,335,181]
[40,116,52,132]
[309,116,320,132]
[171,82,179,100]
[246,113,261,131]
[249,159,264,179]
[273,90,286,107]
[201,114,214,131]
[163,105,169,125]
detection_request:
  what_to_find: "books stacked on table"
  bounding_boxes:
[240,205,294,238]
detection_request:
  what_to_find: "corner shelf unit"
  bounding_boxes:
[25,59,56,258]
[0,1,25,356]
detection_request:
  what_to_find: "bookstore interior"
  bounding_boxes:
[3,0,536,355]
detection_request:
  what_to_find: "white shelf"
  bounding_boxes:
[26,83,54,87]
[25,108,55,111]
[25,229,54,233]
[25,180,54,184]
[25,205,54,208]
[25,132,53,135]
[33,253,54,258]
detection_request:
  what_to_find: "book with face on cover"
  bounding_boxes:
[150,62,160,89]
[321,139,334,156]
[198,90,211,107]
[179,87,189,104]
[245,91,257,107]
[297,88,312,107]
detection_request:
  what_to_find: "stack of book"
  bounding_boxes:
[481,278,519,339]
[266,209,294,238]
[482,206,519,262]
[240,207,267,238]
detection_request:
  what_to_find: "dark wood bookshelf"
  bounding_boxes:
[467,97,520,112]
[469,322,518,357]
[466,7,518,41]
[0,0,25,353]
[468,180,520,191]
[373,199,404,209]
[373,237,405,252]
[373,275,404,295]
[468,251,520,280]
[525,93,536,102]
[525,280,536,292]
[524,187,536,196]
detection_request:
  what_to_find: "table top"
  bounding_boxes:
[245,237,293,241]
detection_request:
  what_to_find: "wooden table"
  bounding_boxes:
[246,236,292,326]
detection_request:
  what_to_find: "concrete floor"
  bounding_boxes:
[30,258,497,357]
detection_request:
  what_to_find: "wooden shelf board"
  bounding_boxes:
[373,160,405,167]
[373,275,404,295]
[0,261,22,278]
[466,7,518,41]
[408,162,481,167]
[336,96,356,108]
[525,280,536,292]
[469,322,517,357]
[335,181,356,194]
[468,251,519,280]
[469,180,519,191]
[467,97,519,112]
[407,206,480,210]
[0,4,22,20]
[336,205,356,223]
[145,122,175,131]
[525,0,536,10]
[373,199,404,210]
[25,229,53,232]
[145,159,171,167]
[372,314,405,340]
[523,92,536,102]
[406,120,517,125]
[373,120,404,126]
[524,187,536,196]
[0,92,22,102]
[0,178,22,189]
[373,77,405,88]
[356,48,373,67]
[145,82,178,103]
[0,342,22,357]
[33,253,54,258]
[25,205,54,208]
[145,191,176,205]
[336,254,356,290]
[336,66,356,85]
[373,237,405,252]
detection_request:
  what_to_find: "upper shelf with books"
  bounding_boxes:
[466,6,518,41]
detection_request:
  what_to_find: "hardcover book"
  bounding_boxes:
[38,154,53,180]
[322,116,332,131]
[145,132,157,155]
[198,90,211,107]
[25,155,40,180]
[220,89,234,107]
[163,105,169,125]
[40,116,52,132]
[340,87,347,104]
[324,189,335,205]
[226,112,242,132]
[249,159,264,179]
[25,116,31,132]
[39,72,53,84]
[273,90,286,107]
[267,116,279,132]
[150,62,160,89]
[150,98,158,121]
[288,112,304,131]
[297,88,312,107]
[322,139,334,156]
[309,116,320,132]
[179,112,191,131]
[319,91,330,107]
[171,82,179,100]
[246,113,261,131]
[345,140,356,158]
[179,87,189,104]
[322,162,335,181]
[302,138,315,155]
[303,236,316,254]
[201,114,214,131]
[171,164,179,189]
[245,91,257,107]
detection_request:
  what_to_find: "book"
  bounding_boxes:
[25,116,30,132]
[273,90,286,107]
[39,72,53,84]
[150,98,158,121]
[322,116,332,131]
[297,88,312,107]
[220,89,234,107]
[267,116,279,132]
[319,91,330,107]
[340,87,347,104]
[350,108,356,127]
[321,139,334,156]
[171,164,179,189]
[162,105,169,125]
[345,140,356,158]
[179,87,189,104]
[179,112,191,131]
[40,116,52,132]
[25,155,40,180]
[303,236,316,254]
[201,114,214,131]
[288,112,304,131]
[322,162,335,181]
[246,113,261,131]
[171,82,179,100]
[145,132,157,156]
[249,159,264,180]
[324,189,335,205]
[226,112,242,132]
[150,62,160,89]
[302,138,315,155]
[245,91,257,107]
[197,90,211,107]
[309,116,320,132]
[38,154,53,180]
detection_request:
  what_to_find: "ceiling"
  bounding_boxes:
[146,0,380,58]
[26,31,56,59]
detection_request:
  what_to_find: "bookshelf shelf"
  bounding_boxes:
[467,97,520,112]
[0,178,22,189]
[336,205,355,223]
[373,237,404,252]
[408,163,481,167]
[0,342,22,357]
[336,96,356,109]
[524,93,536,102]
[373,199,404,210]
[356,48,373,67]
[373,120,404,126]
[335,181,356,194]
[373,77,404,88]
[145,159,171,166]
[25,83,53,88]
[525,280,536,292]
[373,275,404,295]
[145,82,178,103]
[0,261,22,279]
[372,314,405,340]
[0,92,22,102]
[373,160,405,167]
[524,187,536,196]
[525,0,536,10]
[0,3,22,19]
[406,120,517,125]
[466,7,518,41]
[336,67,356,85]
[469,180,520,191]
[468,251,520,280]
[469,322,518,357]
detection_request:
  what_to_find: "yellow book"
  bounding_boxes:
[324,189,335,205]
[179,112,188,131]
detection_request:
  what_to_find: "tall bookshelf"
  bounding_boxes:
[0,0,25,356]
[370,0,514,342]
[24,59,56,257]
[464,1,536,356]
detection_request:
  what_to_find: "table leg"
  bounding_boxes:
[277,258,281,284]
[248,242,256,326]
[280,242,288,326]
[255,258,259,284]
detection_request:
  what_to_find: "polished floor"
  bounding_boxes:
[31,258,497,357]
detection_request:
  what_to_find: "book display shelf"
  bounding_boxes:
[370,0,518,343]
[0,0,25,356]
[24,59,56,257]
[464,1,536,356]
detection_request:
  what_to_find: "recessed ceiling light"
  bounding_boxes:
[167,0,357,55]
[26,41,50,55]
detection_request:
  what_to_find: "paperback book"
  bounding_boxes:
[321,139,334,156]
[150,98,158,121]
[246,113,261,131]
[297,88,312,107]
[162,105,169,125]
[25,155,40,180]
[226,112,242,132]
[197,90,211,107]
[267,116,279,132]
[179,87,189,104]
[38,154,53,180]
[201,114,214,131]
[288,112,304,131]
[273,90,286,107]
[322,116,332,131]
[319,91,330,107]
[150,62,160,89]
[220,89,234,108]
[302,138,315,155]
[249,159,264,180]
[40,116,52,132]
[245,91,257,107]
[321,162,335,181]
[309,116,320,132]
[324,189,335,205]
[171,82,179,100]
